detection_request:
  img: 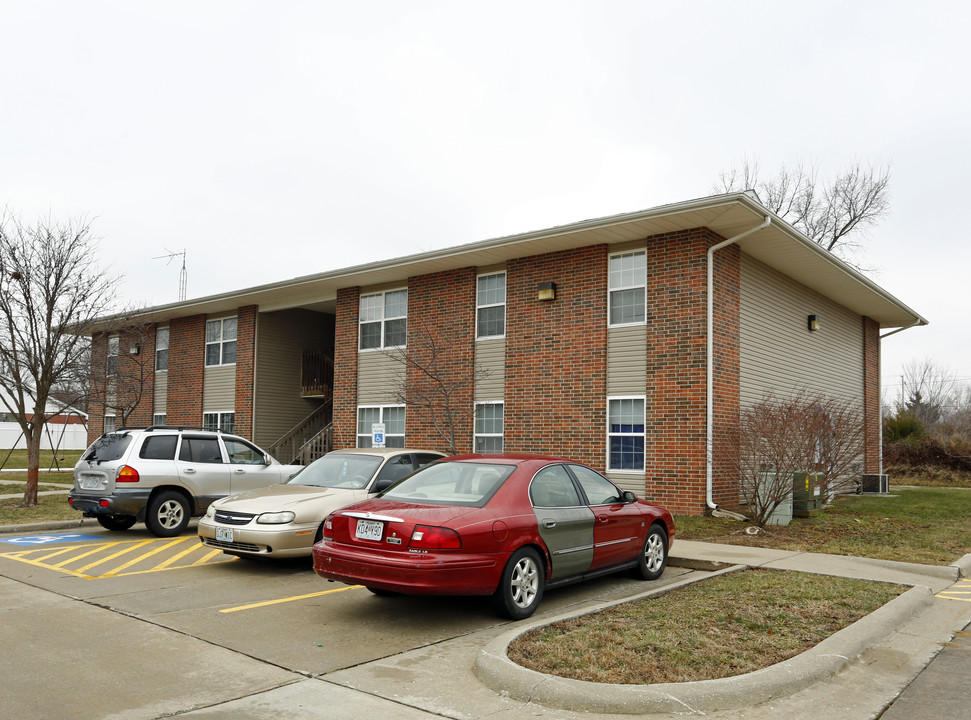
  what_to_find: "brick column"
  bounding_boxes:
[234,306,257,437]
[863,317,881,473]
[167,315,206,425]
[333,288,360,449]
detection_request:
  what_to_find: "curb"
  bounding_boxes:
[0,518,98,535]
[474,580,933,715]
[953,553,971,578]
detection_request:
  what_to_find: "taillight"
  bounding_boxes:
[322,515,334,540]
[116,465,140,482]
[408,525,461,550]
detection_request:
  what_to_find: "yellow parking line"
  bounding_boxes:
[102,537,192,576]
[74,540,155,573]
[191,548,225,566]
[34,546,80,563]
[152,541,210,571]
[53,543,123,568]
[219,585,361,613]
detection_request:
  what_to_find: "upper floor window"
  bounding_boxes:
[359,289,407,350]
[106,336,119,377]
[607,396,645,472]
[155,327,169,372]
[205,317,237,366]
[476,273,506,339]
[608,251,646,326]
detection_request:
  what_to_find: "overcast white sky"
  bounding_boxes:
[2,1,969,401]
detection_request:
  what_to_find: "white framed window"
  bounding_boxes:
[608,250,646,326]
[106,336,119,377]
[607,396,645,472]
[152,413,166,426]
[474,402,504,452]
[205,317,237,366]
[356,405,406,448]
[155,327,169,372]
[104,414,117,433]
[359,289,407,350]
[476,272,506,339]
[203,411,235,433]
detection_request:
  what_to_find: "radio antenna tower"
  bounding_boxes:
[153,249,187,301]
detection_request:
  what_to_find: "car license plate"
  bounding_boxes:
[355,519,383,541]
[80,476,101,490]
[216,527,234,543]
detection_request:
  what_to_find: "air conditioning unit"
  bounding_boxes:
[861,474,889,494]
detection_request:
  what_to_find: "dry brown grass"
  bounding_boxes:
[508,569,902,684]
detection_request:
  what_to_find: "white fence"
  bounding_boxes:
[0,422,89,451]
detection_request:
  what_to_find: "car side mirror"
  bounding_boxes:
[622,490,637,503]
[372,478,395,493]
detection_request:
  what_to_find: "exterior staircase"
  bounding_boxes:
[268,401,333,465]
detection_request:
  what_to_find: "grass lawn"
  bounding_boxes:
[509,569,902,684]
[0,448,83,470]
[0,490,78,525]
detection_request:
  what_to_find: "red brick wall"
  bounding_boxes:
[404,269,477,453]
[332,287,360,449]
[167,315,206,425]
[863,316,881,473]
[234,306,257,437]
[505,245,608,466]
[115,325,157,428]
[644,228,739,515]
[86,333,109,444]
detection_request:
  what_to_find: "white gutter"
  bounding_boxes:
[705,215,772,513]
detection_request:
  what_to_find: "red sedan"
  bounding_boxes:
[312,454,675,619]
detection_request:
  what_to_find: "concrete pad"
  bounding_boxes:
[672,539,802,566]
[763,553,958,592]
[0,577,295,720]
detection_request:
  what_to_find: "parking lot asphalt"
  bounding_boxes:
[1,519,969,720]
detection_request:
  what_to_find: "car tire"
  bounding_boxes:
[634,523,668,581]
[491,546,544,620]
[96,514,137,531]
[145,491,191,537]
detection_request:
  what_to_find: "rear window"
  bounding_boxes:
[380,461,513,507]
[139,435,178,460]
[179,437,224,463]
[82,433,133,463]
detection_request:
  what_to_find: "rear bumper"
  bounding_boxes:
[312,541,506,596]
[69,490,152,519]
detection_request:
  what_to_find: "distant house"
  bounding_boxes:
[0,389,89,452]
[80,193,926,514]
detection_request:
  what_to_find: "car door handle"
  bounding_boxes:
[598,515,609,523]
[542,519,557,529]
[184,468,196,475]
[234,468,246,474]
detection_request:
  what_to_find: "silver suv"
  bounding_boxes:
[70,426,303,537]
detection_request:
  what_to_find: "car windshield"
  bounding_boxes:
[287,454,384,489]
[81,433,133,463]
[381,461,513,507]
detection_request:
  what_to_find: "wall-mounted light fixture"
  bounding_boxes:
[807,314,820,332]
[537,282,556,301]
[129,343,141,355]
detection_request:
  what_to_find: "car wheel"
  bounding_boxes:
[145,491,191,537]
[635,524,668,581]
[96,514,137,531]
[491,546,544,620]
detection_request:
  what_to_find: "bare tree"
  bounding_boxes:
[0,214,123,505]
[86,322,158,427]
[736,392,865,527]
[714,158,891,256]
[898,358,956,427]
[382,318,490,455]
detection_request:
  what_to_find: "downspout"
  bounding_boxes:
[706,215,771,514]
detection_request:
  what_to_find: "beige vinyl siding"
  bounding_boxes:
[253,309,332,449]
[740,254,864,408]
[474,338,505,400]
[153,373,167,414]
[607,325,647,395]
[203,366,235,412]
[358,351,402,404]
[606,472,647,495]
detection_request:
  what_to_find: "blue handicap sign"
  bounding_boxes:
[0,533,106,546]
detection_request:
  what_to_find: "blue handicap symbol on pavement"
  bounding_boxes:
[0,533,105,546]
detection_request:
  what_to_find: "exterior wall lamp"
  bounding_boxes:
[808,314,820,332]
[537,282,556,301]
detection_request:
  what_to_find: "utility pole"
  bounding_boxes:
[153,249,187,301]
